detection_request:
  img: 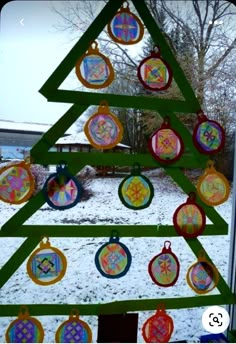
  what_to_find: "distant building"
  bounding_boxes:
[55,132,131,176]
[0,119,68,160]
[55,131,131,153]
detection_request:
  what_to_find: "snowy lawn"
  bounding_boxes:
[0,170,232,342]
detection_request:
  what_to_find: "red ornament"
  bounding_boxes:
[148,117,184,164]
[193,110,225,154]
[148,241,180,287]
[137,46,172,91]
[173,192,206,238]
[142,304,174,343]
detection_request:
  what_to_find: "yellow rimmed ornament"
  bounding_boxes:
[5,306,44,343]
[27,236,67,286]
[75,40,114,89]
[55,309,92,343]
[197,160,230,206]
[107,1,144,45]
[186,251,219,294]
[84,100,123,150]
[0,157,35,204]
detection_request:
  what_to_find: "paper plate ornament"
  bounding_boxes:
[84,101,123,150]
[148,241,180,287]
[27,236,67,286]
[0,159,35,204]
[5,306,44,343]
[118,163,154,210]
[55,309,92,343]
[142,304,174,343]
[197,160,230,206]
[193,110,225,154]
[186,251,219,294]
[137,45,172,91]
[107,1,144,45]
[75,40,114,89]
[42,162,82,210]
[173,192,206,238]
[148,117,184,164]
[95,232,132,278]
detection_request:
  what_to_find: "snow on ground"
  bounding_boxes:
[0,170,232,342]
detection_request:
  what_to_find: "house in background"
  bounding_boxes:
[55,131,132,175]
[0,119,69,160]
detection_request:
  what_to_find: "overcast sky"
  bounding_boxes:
[0,0,81,131]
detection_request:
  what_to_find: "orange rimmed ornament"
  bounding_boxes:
[55,309,92,343]
[107,1,144,45]
[27,236,67,286]
[84,100,123,150]
[0,157,35,204]
[197,160,230,206]
[75,41,114,89]
[5,306,44,343]
[186,251,219,294]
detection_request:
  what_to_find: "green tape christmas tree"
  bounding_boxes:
[0,0,235,323]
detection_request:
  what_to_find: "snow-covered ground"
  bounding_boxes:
[0,170,232,342]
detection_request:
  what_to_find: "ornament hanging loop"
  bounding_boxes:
[162,241,171,253]
[207,160,215,170]
[19,306,30,319]
[40,236,51,248]
[69,309,80,320]
[121,1,129,10]
[198,250,206,261]
[98,100,110,114]
[131,162,141,176]
[110,230,119,242]
[88,40,99,53]
[188,191,196,202]
[151,45,161,57]
[156,303,166,313]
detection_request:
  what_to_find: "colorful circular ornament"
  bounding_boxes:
[193,110,225,154]
[137,45,172,91]
[197,160,230,206]
[84,101,123,150]
[5,306,44,343]
[107,1,144,45]
[186,251,219,294]
[148,241,180,287]
[42,163,82,210]
[118,163,154,210]
[75,41,114,89]
[27,236,67,286]
[148,117,184,164]
[142,304,174,343]
[0,159,35,204]
[55,309,92,343]
[95,232,132,278]
[173,192,206,238]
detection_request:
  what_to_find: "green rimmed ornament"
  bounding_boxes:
[118,163,154,210]
[95,231,132,278]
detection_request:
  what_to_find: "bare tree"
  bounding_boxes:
[51,0,236,156]
[148,0,236,105]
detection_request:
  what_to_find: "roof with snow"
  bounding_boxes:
[0,119,53,134]
[55,131,130,148]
